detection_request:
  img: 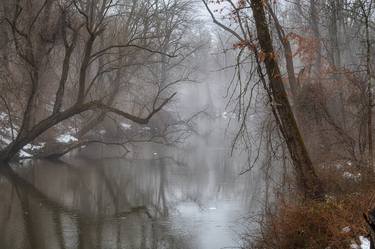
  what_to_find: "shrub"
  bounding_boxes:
[246,190,375,249]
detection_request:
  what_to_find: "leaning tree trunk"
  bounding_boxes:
[250,0,324,200]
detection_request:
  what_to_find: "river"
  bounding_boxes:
[0,131,256,249]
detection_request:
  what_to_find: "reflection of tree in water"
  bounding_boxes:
[0,161,194,249]
[157,158,168,217]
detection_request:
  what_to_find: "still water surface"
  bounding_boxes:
[0,142,252,249]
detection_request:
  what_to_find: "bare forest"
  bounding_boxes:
[1,0,375,249]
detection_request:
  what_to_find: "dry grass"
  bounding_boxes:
[245,163,375,249]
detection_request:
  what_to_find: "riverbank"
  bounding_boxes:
[243,161,375,249]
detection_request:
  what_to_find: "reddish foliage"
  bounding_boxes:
[288,32,320,64]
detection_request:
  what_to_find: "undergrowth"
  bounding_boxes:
[244,162,375,249]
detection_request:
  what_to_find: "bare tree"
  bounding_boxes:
[0,0,203,162]
[202,0,324,199]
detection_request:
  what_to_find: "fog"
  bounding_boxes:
[0,64,262,248]
[3,0,371,247]
[0,1,265,246]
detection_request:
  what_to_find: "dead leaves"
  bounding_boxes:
[258,50,278,62]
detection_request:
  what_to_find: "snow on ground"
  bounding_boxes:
[1,127,18,141]
[0,112,51,157]
[351,236,370,249]
[0,113,20,130]
[3,127,18,136]
[23,143,45,151]
[19,150,32,158]
[56,134,78,143]
[0,112,7,120]
[342,226,351,233]
[0,135,12,145]
[0,129,13,146]
[0,112,21,147]
[121,123,132,129]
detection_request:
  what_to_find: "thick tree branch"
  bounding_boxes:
[1,92,176,162]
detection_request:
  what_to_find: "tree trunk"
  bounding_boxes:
[267,5,299,98]
[310,0,322,76]
[250,0,324,200]
[365,15,373,171]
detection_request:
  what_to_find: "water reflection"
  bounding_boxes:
[0,144,250,249]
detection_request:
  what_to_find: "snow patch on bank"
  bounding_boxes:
[0,135,12,145]
[19,150,32,158]
[121,123,132,129]
[0,112,21,147]
[23,143,45,151]
[342,226,351,233]
[0,112,7,120]
[351,236,370,249]
[56,134,78,143]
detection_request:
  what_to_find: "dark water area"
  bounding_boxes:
[0,139,254,249]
